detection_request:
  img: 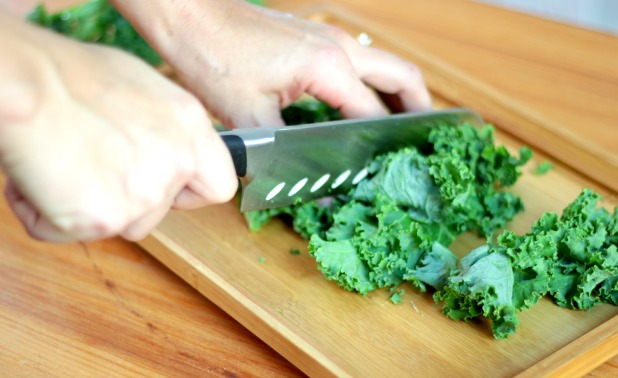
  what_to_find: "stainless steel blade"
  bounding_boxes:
[219,108,483,211]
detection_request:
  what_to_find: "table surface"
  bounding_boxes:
[1,0,616,376]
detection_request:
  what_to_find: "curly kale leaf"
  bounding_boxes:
[27,0,163,66]
[435,189,617,339]
[309,197,458,294]
[434,245,520,339]
[244,200,334,240]
[352,148,444,223]
[427,125,532,236]
[548,189,618,309]
[309,237,376,295]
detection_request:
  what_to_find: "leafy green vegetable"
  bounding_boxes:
[533,161,554,176]
[280,100,343,125]
[435,189,617,339]
[27,0,163,66]
[245,200,334,239]
[250,100,531,299]
[390,289,404,304]
[246,99,616,339]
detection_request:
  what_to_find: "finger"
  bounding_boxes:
[121,197,173,241]
[224,94,286,129]
[5,180,83,242]
[304,48,387,119]
[352,47,432,112]
[172,130,238,210]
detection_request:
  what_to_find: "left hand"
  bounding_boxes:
[112,0,432,129]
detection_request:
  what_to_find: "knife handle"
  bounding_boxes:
[221,134,247,177]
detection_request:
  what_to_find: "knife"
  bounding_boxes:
[219,108,483,211]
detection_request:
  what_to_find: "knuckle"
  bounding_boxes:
[402,62,425,82]
[324,25,354,46]
[121,227,149,242]
[311,42,352,74]
[170,92,208,128]
[52,209,124,240]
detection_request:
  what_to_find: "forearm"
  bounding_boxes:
[107,0,249,60]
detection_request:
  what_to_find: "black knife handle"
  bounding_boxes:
[221,134,247,177]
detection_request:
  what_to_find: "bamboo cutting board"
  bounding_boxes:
[138,7,618,377]
[138,155,618,377]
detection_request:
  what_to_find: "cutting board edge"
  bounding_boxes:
[138,225,617,377]
[137,230,351,378]
[516,314,618,378]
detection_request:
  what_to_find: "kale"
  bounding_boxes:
[247,100,616,339]
[435,189,617,339]
[533,161,554,176]
[280,100,343,125]
[306,124,528,297]
[248,99,530,297]
[27,0,163,66]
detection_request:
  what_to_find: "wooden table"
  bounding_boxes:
[1,0,616,376]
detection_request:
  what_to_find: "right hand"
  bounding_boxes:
[0,14,238,242]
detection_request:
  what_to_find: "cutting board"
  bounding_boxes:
[138,7,618,377]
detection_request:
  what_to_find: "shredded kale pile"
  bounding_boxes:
[435,189,617,339]
[247,100,616,339]
[305,125,531,296]
[248,104,530,293]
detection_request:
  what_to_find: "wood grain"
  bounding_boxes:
[0,174,303,377]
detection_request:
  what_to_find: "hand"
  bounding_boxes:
[0,14,238,242]
[114,0,432,129]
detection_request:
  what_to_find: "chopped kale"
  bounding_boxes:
[435,189,617,339]
[27,0,163,66]
[533,161,555,176]
[245,100,616,339]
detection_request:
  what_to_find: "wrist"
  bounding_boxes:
[108,0,249,61]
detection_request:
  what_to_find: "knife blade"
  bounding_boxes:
[219,108,483,211]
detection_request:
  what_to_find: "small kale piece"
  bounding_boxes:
[533,161,554,176]
[244,200,334,240]
[390,289,404,304]
[308,197,458,294]
[27,0,163,66]
[309,236,376,295]
[280,100,343,126]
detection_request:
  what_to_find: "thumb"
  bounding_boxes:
[172,126,239,210]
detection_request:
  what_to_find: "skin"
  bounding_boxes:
[0,0,431,243]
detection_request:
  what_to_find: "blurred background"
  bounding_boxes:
[476,0,618,34]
